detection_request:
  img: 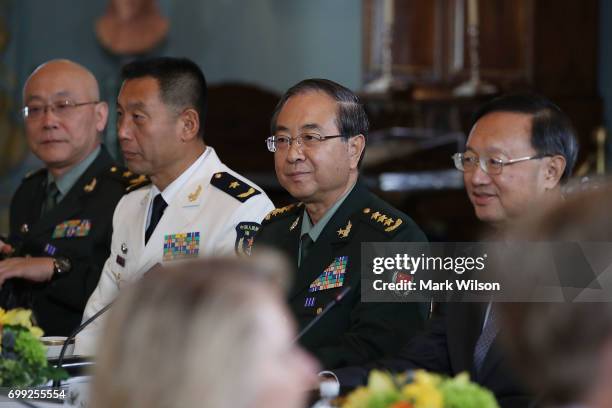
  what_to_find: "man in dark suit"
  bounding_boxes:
[332,93,579,408]
[0,59,137,336]
[254,79,427,370]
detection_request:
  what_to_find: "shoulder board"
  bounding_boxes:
[210,172,261,203]
[105,166,150,192]
[358,207,405,236]
[262,203,302,224]
[125,174,151,193]
[23,168,45,180]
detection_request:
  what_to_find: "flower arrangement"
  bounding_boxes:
[0,308,67,387]
[342,370,499,408]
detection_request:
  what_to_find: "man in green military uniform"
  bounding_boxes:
[254,79,427,369]
[0,59,139,336]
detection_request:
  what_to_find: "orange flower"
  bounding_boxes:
[390,402,413,408]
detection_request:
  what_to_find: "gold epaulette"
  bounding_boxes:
[125,174,150,193]
[359,207,404,234]
[210,172,261,203]
[263,203,302,224]
[107,166,150,192]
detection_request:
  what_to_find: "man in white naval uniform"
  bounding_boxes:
[76,57,274,354]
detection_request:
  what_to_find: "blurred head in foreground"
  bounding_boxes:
[91,255,319,408]
[498,185,612,407]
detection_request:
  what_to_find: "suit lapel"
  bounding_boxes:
[477,337,504,382]
[475,303,504,382]
[290,182,370,300]
[128,190,150,273]
[28,147,113,239]
[282,211,302,269]
[448,303,486,375]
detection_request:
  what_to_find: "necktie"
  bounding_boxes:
[41,182,60,215]
[145,194,168,245]
[473,305,499,376]
[299,234,313,267]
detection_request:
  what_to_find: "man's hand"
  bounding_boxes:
[0,239,14,255]
[0,257,54,286]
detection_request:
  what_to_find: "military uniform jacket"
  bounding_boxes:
[4,146,132,336]
[254,181,427,369]
[77,147,274,354]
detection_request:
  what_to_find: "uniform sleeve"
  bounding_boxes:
[74,254,118,355]
[333,312,450,388]
[214,193,275,256]
[75,197,126,355]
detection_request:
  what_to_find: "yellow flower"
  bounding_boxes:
[0,308,44,337]
[30,326,44,338]
[342,386,372,408]
[368,370,397,393]
[402,370,443,408]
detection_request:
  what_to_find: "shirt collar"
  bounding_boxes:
[150,146,210,204]
[47,145,101,201]
[300,181,356,243]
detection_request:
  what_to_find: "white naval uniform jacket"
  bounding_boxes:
[75,147,274,354]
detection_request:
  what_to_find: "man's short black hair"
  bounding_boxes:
[121,57,208,140]
[472,93,579,182]
[271,78,369,166]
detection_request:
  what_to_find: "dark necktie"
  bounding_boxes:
[473,305,499,375]
[145,194,167,245]
[41,182,60,215]
[299,234,313,266]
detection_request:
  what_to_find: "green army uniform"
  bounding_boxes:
[1,146,143,336]
[254,181,427,369]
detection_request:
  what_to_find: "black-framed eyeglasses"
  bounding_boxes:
[266,134,347,153]
[22,100,100,120]
[452,152,550,175]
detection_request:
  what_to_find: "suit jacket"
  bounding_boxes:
[254,181,427,369]
[77,147,274,354]
[2,146,132,336]
[334,302,532,408]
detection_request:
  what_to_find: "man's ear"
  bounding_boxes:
[179,108,200,142]
[543,155,566,188]
[94,101,109,133]
[348,134,365,170]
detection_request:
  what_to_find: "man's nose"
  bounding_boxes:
[286,138,305,162]
[41,107,60,129]
[469,164,492,185]
[117,117,131,141]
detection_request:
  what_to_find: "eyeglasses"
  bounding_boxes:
[452,152,550,175]
[22,100,100,120]
[266,134,347,153]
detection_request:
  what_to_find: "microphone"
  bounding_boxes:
[52,302,113,388]
[294,286,351,342]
